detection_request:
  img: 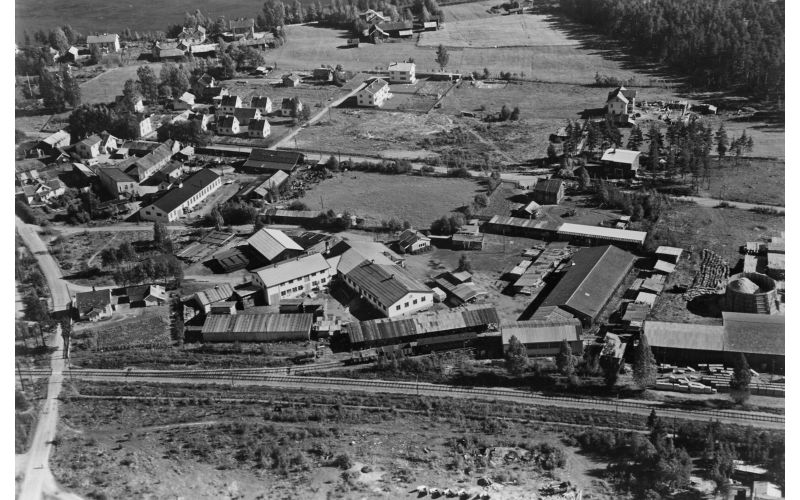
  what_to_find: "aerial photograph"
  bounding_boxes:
[13,0,785,498]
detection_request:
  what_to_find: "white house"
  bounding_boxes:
[173,91,196,110]
[248,119,270,138]
[251,253,334,305]
[87,33,120,53]
[250,96,273,114]
[218,95,243,115]
[98,167,139,198]
[76,135,102,158]
[116,95,145,113]
[341,260,434,317]
[357,78,390,107]
[606,86,637,116]
[397,229,431,254]
[74,289,113,322]
[218,115,240,135]
[388,62,416,84]
[135,115,153,138]
[138,168,221,222]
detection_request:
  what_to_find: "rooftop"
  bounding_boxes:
[253,253,330,288]
[149,168,220,214]
[601,148,641,165]
[557,223,647,245]
[345,261,431,307]
[246,228,303,261]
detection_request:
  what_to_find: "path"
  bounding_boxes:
[16,218,71,312]
[467,127,517,165]
[673,195,785,213]
[85,232,120,268]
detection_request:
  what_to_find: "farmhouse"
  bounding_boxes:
[382,21,413,38]
[118,143,173,182]
[247,228,304,264]
[151,41,185,60]
[229,18,256,38]
[250,96,273,113]
[532,178,565,205]
[282,73,302,87]
[202,313,313,342]
[313,66,334,81]
[125,284,167,307]
[600,148,641,178]
[346,304,499,349]
[357,79,390,107]
[397,229,431,254]
[217,115,240,136]
[138,168,221,222]
[251,253,334,305]
[388,62,416,84]
[500,316,583,356]
[218,95,243,115]
[248,119,271,138]
[606,86,637,116]
[204,87,230,105]
[233,107,262,126]
[539,245,636,328]
[243,149,304,173]
[281,97,303,117]
[366,25,390,42]
[359,9,388,23]
[74,289,113,322]
[98,167,139,198]
[342,260,434,317]
[76,135,102,159]
[86,33,120,53]
[178,25,206,45]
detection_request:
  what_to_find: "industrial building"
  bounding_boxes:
[201,313,313,342]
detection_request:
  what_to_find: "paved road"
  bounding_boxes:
[673,196,785,213]
[16,218,71,311]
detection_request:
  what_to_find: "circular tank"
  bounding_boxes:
[724,272,779,314]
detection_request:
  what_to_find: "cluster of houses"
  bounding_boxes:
[355,8,441,45]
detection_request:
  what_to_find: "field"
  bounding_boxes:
[647,203,785,324]
[441,0,497,21]
[51,380,616,499]
[79,63,163,105]
[696,158,785,206]
[298,172,483,227]
[419,15,580,48]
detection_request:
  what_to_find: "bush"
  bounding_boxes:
[331,452,353,470]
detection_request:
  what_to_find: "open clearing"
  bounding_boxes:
[441,0,497,21]
[697,159,785,206]
[79,63,163,105]
[298,172,482,227]
[419,15,580,48]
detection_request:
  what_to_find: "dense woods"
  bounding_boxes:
[558,0,784,95]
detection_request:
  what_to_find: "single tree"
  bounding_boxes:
[499,105,511,121]
[456,253,472,273]
[211,206,224,230]
[626,125,644,150]
[509,107,520,120]
[547,143,558,161]
[556,339,575,376]
[49,28,70,52]
[504,335,528,376]
[633,333,657,389]
[61,67,81,108]
[473,193,488,208]
[715,123,729,162]
[153,221,167,246]
[729,353,751,404]
[435,44,449,71]
[136,65,159,102]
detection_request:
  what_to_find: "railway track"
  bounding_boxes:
[24,368,784,429]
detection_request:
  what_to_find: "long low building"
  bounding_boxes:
[139,168,221,222]
[201,313,313,342]
[644,312,785,372]
[556,223,647,249]
[346,305,500,348]
[484,215,561,240]
[342,260,434,317]
[500,316,583,357]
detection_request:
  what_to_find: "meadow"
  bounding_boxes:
[418,14,580,48]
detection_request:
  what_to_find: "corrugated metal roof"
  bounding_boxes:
[635,292,657,307]
[397,229,429,248]
[533,178,564,194]
[244,148,302,172]
[247,228,303,261]
[194,283,235,307]
[345,261,431,307]
[150,168,220,214]
[530,306,576,323]
[722,312,784,356]
[487,215,561,232]
[201,313,312,341]
[557,223,647,245]
[500,319,581,345]
[644,321,725,351]
[253,253,330,288]
[335,241,403,274]
[541,245,635,321]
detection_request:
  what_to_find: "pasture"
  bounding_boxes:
[418,14,580,48]
[79,63,163,105]
[297,172,482,227]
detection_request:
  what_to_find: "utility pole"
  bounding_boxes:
[16,360,26,392]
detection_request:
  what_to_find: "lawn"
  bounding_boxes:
[297,172,482,227]
[419,14,581,48]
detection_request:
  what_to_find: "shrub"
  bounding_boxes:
[331,452,353,470]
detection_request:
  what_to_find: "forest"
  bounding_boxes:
[557,0,784,96]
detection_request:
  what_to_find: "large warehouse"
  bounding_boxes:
[201,313,314,342]
[538,245,636,327]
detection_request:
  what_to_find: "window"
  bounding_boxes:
[396,305,401,311]
[421,296,426,302]
[413,299,418,305]
[404,302,409,308]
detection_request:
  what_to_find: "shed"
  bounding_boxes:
[655,246,683,264]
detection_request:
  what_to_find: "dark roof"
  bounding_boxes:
[533,178,564,194]
[121,140,161,156]
[218,116,238,128]
[243,149,303,172]
[233,108,260,121]
[722,312,784,356]
[125,284,166,303]
[345,260,431,307]
[202,87,227,98]
[251,96,271,108]
[220,95,241,107]
[540,245,635,322]
[397,229,428,248]
[99,167,136,183]
[194,283,235,307]
[202,313,312,341]
[150,168,220,214]
[75,289,112,314]
[381,21,413,31]
[248,119,269,131]
[123,143,173,179]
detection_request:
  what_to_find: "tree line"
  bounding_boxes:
[558,0,784,95]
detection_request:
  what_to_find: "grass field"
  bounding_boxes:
[79,63,163,105]
[441,0,497,21]
[419,14,580,48]
[697,158,785,206]
[298,172,482,227]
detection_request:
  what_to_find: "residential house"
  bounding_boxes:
[193,73,217,95]
[118,143,173,182]
[367,25,390,43]
[342,260,434,317]
[251,253,334,305]
[606,86,637,116]
[250,96,273,114]
[138,168,221,222]
[38,130,70,154]
[86,33,120,53]
[39,179,66,202]
[282,73,302,87]
[313,66,334,82]
[600,148,640,178]
[532,178,565,205]
[98,167,139,198]
[202,86,229,104]
[217,115,240,135]
[281,97,303,117]
[229,18,256,38]
[173,91,196,110]
[247,228,304,264]
[151,41,185,60]
[516,200,541,218]
[99,132,119,155]
[388,62,416,83]
[125,284,167,307]
[190,112,213,132]
[76,135,102,159]
[177,25,206,45]
[119,140,161,157]
[359,9,388,23]
[397,229,431,254]
[242,149,304,173]
[115,94,145,113]
[217,95,242,115]
[134,115,153,138]
[248,119,271,138]
[74,289,113,321]
[233,107,262,127]
[357,78,390,107]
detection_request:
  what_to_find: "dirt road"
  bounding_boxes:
[673,196,785,213]
[16,218,71,312]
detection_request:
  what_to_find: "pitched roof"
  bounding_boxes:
[87,34,118,44]
[557,223,647,245]
[123,143,173,178]
[382,21,413,31]
[388,62,415,71]
[79,134,102,147]
[540,245,636,321]
[362,78,389,94]
[149,168,220,214]
[194,283,235,307]
[41,130,70,146]
[220,95,241,107]
[283,73,302,82]
[159,48,186,58]
[243,148,303,172]
[253,170,287,196]
[345,260,431,307]
[500,318,581,345]
[248,119,269,132]
[233,107,260,121]
[99,167,136,183]
[607,86,636,103]
[247,228,303,261]
[397,229,429,248]
[218,115,238,129]
[125,284,167,303]
[334,240,404,274]
[533,178,563,194]
[601,148,640,165]
[722,312,784,356]
[656,246,683,257]
[75,289,112,314]
[253,253,330,288]
[250,96,271,108]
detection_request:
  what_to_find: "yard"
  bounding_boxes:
[297,172,483,228]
